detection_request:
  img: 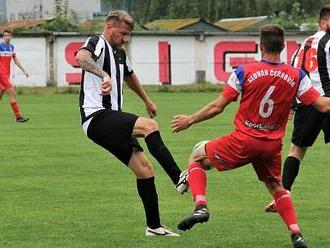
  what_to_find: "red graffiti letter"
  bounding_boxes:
[214,41,257,82]
[286,40,299,64]
[65,42,84,84]
[158,41,171,84]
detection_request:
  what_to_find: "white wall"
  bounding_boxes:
[10,36,47,87]
[54,35,86,87]
[130,35,195,84]
[9,32,312,87]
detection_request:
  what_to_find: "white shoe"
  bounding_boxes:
[176,170,189,194]
[146,225,180,237]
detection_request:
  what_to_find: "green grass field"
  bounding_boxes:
[0,90,329,247]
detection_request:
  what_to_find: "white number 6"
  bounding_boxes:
[259,86,275,118]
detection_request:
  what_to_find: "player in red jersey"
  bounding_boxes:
[171,24,330,248]
[264,5,330,214]
[0,29,29,122]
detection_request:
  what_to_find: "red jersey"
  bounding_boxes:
[222,60,320,140]
[0,41,16,78]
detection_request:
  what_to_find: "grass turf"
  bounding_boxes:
[0,90,329,247]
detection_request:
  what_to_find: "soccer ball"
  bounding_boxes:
[192,140,209,152]
[192,140,212,170]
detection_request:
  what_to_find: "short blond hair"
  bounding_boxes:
[106,10,134,30]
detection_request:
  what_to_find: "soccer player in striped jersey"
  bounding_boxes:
[172,24,330,248]
[265,5,330,214]
[0,29,29,122]
[76,10,187,236]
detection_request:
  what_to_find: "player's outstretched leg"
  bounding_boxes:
[265,145,306,213]
[0,89,5,101]
[129,151,179,237]
[265,182,307,248]
[7,88,29,123]
[178,161,209,231]
[133,117,188,193]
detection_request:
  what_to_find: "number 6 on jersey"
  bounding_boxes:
[259,86,275,118]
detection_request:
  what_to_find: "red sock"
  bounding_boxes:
[10,102,21,119]
[274,190,300,234]
[188,162,207,206]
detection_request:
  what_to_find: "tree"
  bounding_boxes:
[97,0,324,31]
[207,0,217,22]
[41,0,77,32]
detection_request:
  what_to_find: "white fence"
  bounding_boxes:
[10,31,311,87]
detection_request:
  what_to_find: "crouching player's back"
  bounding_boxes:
[228,61,318,141]
[171,24,330,248]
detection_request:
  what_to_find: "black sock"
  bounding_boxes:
[137,177,161,229]
[282,156,301,191]
[145,131,181,185]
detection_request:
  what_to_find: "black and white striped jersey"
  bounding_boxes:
[79,35,133,124]
[292,31,330,96]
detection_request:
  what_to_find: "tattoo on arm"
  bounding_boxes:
[77,50,107,78]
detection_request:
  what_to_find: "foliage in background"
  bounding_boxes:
[8,0,325,32]
[41,0,78,32]
[103,0,326,30]
[272,1,318,30]
[78,17,104,33]
[78,16,146,33]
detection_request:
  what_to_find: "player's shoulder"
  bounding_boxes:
[89,34,101,41]
[86,35,104,47]
[231,62,261,79]
[282,62,303,77]
[282,63,306,82]
[306,31,330,44]
[314,30,329,38]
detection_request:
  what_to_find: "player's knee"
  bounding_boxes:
[144,118,159,134]
[265,181,283,196]
[190,149,202,161]
[8,92,16,101]
[139,160,154,178]
[8,91,16,98]
[288,144,306,160]
[189,140,209,162]
[134,117,159,137]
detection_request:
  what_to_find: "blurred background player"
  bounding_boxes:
[265,4,330,213]
[171,24,330,248]
[0,29,29,123]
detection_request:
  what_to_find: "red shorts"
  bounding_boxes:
[0,75,12,90]
[205,131,283,184]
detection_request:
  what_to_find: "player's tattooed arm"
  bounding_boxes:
[76,49,108,78]
[76,49,112,95]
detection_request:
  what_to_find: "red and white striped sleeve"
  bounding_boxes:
[296,69,320,105]
[222,65,244,101]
